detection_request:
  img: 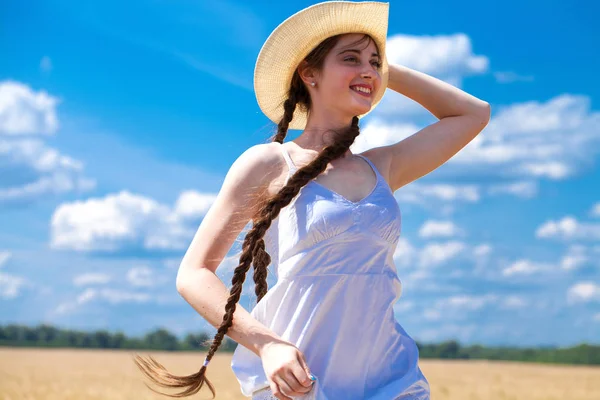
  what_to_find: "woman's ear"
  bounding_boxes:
[297,60,317,87]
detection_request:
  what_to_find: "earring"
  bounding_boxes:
[310,82,316,87]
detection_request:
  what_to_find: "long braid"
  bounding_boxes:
[253,94,298,301]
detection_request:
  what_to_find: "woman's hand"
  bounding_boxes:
[259,340,316,399]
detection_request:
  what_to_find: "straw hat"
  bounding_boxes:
[254,1,390,131]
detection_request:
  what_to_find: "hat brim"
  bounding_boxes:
[254,1,390,131]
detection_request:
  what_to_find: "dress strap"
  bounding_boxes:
[355,154,382,181]
[278,142,298,174]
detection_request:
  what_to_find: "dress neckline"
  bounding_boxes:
[278,142,382,206]
[309,155,381,205]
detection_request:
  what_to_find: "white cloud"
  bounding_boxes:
[351,119,420,153]
[502,259,552,277]
[519,162,571,179]
[394,238,491,276]
[0,272,27,298]
[50,190,217,252]
[173,190,217,219]
[73,273,112,286]
[439,294,499,312]
[472,244,492,258]
[355,34,598,212]
[487,180,538,198]
[423,309,442,321]
[0,81,95,204]
[536,216,600,241]
[590,202,600,218]
[0,80,59,135]
[567,282,600,304]
[127,266,159,287]
[471,243,493,272]
[365,93,599,208]
[393,300,414,314]
[418,220,463,239]
[0,139,96,203]
[376,33,488,117]
[451,94,600,181]
[393,237,417,269]
[500,296,528,309]
[560,245,592,271]
[418,241,467,268]
[396,182,481,205]
[163,258,182,269]
[54,287,152,315]
[0,251,11,268]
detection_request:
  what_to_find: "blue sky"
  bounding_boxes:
[1,0,599,347]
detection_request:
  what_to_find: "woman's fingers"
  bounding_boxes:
[271,377,294,400]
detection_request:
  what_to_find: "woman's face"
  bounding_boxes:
[316,33,383,118]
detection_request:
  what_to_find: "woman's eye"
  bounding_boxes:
[344,57,381,68]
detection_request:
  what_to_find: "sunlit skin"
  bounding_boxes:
[295,33,383,157]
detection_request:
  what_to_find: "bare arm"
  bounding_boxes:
[175,142,285,358]
[380,63,491,191]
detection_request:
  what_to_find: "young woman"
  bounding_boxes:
[134,2,490,399]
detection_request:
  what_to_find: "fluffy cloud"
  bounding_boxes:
[0,251,11,268]
[418,220,463,239]
[499,296,529,309]
[351,119,420,153]
[0,251,28,299]
[173,190,217,219]
[395,182,481,205]
[50,190,217,252]
[502,259,552,277]
[450,94,600,181]
[54,287,152,315]
[486,180,538,199]
[590,202,600,218]
[536,216,600,241]
[73,273,112,286]
[354,35,599,211]
[423,95,597,182]
[421,294,528,326]
[0,80,95,204]
[376,33,489,117]
[0,272,27,299]
[0,139,95,203]
[559,244,600,271]
[0,80,58,135]
[567,282,600,304]
[127,266,160,287]
[361,92,598,210]
[393,237,491,272]
[418,241,467,268]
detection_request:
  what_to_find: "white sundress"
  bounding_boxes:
[230,143,430,399]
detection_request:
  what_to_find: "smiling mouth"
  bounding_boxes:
[350,86,373,97]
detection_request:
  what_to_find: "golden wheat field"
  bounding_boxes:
[0,347,599,400]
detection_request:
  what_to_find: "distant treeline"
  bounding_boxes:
[1,324,598,365]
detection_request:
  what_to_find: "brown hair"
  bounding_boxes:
[133,33,380,398]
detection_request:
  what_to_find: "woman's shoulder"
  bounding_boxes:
[234,143,281,176]
[232,142,290,196]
